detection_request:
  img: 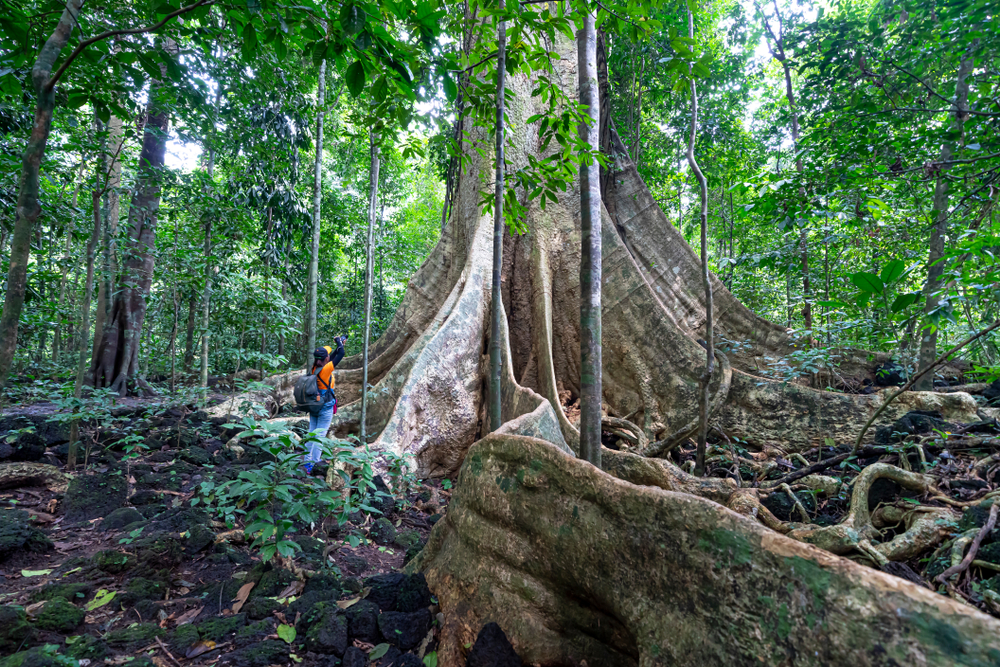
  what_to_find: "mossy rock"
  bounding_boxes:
[295,535,325,562]
[977,542,1000,565]
[166,625,200,654]
[0,646,67,667]
[341,553,368,575]
[404,543,423,565]
[303,573,342,596]
[100,507,144,531]
[196,613,246,641]
[130,533,184,568]
[244,597,280,621]
[104,623,164,650]
[219,639,289,667]
[64,472,127,523]
[299,602,348,655]
[64,635,109,661]
[0,607,34,653]
[179,447,210,466]
[0,510,53,561]
[183,523,216,554]
[251,567,295,598]
[394,529,423,551]
[122,577,167,604]
[93,549,135,574]
[30,583,91,604]
[234,619,274,648]
[33,599,84,633]
[367,517,396,546]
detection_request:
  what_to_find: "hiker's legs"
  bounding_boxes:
[305,400,335,465]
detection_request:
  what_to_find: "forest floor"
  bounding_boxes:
[0,397,475,667]
[3,378,1000,667]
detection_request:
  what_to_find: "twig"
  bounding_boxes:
[155,636,183,667]
[936,503,999,584]
[762,446,892,488]
[854,320,1000,451]
[780,483,810,522]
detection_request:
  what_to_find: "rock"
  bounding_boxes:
[244,596,280,620]
[761,490,816,522]
[131,533,184,568]
[985,379,1000,406]
[393,654,423,667]
[179,447,211,465]
[197,613,247,641]
[101,507,145,531]
[64,635,109,661]
[300,602,349,656]
[32,599,83,633]
[374,647,402,666]
[0,509,52,561]
[0,607,33,653]
[129,489,161,505]
[345,600,379,643]
[977,543,1000,565]
[252,566,295,598]
[394,530,423,551]
[368,518,397,545]
[365,573,404,611]
[397,573,432,613]
[9,432,45,462]
[166,625,200,654]
[220,639,289,667]
[303,573,342,596]
[378,609,432,650]
[122,578,167,604]
[874,410,943,446]
[30,582,91,603]
[93,549,135,574]
[288,590,328,616]
[184,523,216,554]
[342,553,369,575]
[873,361,905,387]
[466,622,521,667]
[64,471,127,523]
[958,503,999,542]
[296,535,326,562]
[105,622,164,650]
[342,646,368,667]
[235,619,274,648]
[404,543,424,565]
[0,647,66,667]
[370,475,396,516]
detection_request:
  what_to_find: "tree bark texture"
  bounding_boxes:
[577,9,602,468]
[0,0,86,387]
[361,132,380,440]
[488,3,507,434]
[916,51,975,389]
[307,59,326,361]
[89,44,173,395]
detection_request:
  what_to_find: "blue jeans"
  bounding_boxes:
[305,393,335,465]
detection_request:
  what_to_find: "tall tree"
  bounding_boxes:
[489,0,507,432]
[361,131,380,441]
[307,59,326,361]
[577,6,602,467]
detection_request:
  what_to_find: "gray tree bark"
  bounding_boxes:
[361,131,380,441]
[489,1,507,433]
[307,59,326,361]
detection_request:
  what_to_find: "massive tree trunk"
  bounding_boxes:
[89,45,173,395]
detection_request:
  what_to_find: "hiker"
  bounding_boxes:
[303,335,347,473]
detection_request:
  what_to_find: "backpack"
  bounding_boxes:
[293,367,334,413]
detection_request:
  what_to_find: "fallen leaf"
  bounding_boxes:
[177,587,190,595]
[336,597,360,610]
[230,581,255,614]
[276,624,296,644]
[85,589,116,611]
[352,639,375,651]
[276,580,304,601]
[360,586,372,599]
[150,657,171,667]
[28,510,57,523]
[369,643,391,660]
[174,606,203,626]
[185,640,217,659]
[24,601,46,617]
[21,569,53,577]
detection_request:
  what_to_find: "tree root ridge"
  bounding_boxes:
[418,434,1000,666]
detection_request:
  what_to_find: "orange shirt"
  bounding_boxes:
[315,361,335,391]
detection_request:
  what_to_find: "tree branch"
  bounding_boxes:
[890,59,999,118]
[45,0,217,92]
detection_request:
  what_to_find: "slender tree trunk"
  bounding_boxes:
[0,0,86,387]
[361,132,380,441]
[489,1,507,433]
[169,217,180,394]
[183,292,197,372]
[307,59,326,360]
[89,115,122,377]
[68,189,103,469]
[54,162,85,358]
[199,223,212,387]
[916,52,975,389]
[90,42,173,395]
[577,8,602,468]
[686,7,713,476]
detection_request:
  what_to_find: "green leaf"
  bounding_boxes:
[277,624,296,644]
[880,259,905,285]
[850,272,884,295]
[21,569,52,577]
[242,24,258,61]
[346,60,365,97]
[891,293,920,313]
[340,4,366,35]
[85,589,116,611]
[369,644,391,660]
[442,73,457,102]
[423,652,438,667]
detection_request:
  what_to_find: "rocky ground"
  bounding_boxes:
[0,400,524,667]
